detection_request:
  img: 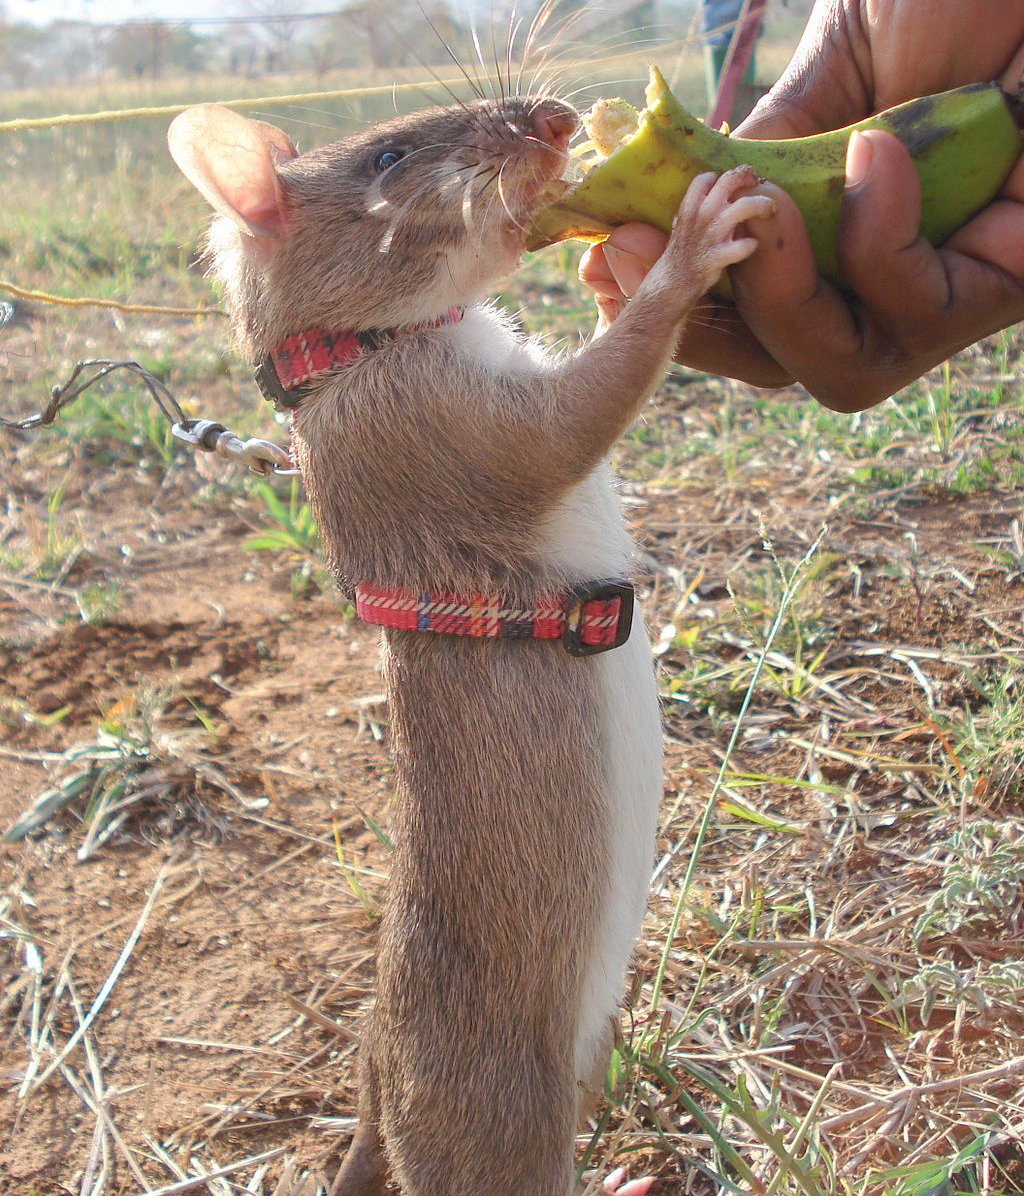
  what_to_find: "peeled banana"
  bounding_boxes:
[527,67,1024,288]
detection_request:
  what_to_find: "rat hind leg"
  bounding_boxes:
[378,1035,579,1196]
[328,1121,388,1196]
[329,1044,389,1196]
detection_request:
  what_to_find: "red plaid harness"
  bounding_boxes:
[354,581,634,657]
[256,312,636,657]
[255,306,465,404]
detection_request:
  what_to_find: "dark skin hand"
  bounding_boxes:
[578,0,1024,411]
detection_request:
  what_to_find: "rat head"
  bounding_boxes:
[168,94,578,359]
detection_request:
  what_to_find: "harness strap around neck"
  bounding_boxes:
[255,305,464,410]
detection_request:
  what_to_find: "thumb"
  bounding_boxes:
[836,128,951,348]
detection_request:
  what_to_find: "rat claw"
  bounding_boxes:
[598,1167,656,1195]
[616,1180,655,1196]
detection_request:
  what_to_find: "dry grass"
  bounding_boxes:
[3,25,1024,1196]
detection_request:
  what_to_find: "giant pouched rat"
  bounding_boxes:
[168,81,772,1196]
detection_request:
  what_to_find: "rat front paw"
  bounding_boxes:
[658,165,776,299]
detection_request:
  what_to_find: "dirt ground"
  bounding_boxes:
[2,364,1024,1194]
[0,456,395,1192]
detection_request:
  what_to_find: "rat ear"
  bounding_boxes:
[168,105,299,239]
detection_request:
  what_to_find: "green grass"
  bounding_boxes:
[5,38,1024,1196]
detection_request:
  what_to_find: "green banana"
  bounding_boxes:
[527,67,1024,289]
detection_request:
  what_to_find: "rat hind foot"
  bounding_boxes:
[581,1164,656,1196]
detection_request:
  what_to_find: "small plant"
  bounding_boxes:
[913,824,1024,941]
[924,359,955,457]
[245,477,326,597]
[3,688,265,859]
[77,580,123,624]
[984,516,1024,583]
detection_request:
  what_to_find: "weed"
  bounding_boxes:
[332,818,380,920]
[76,581,123,624]
[245,477,326,597]
[0,695,72,729]
[913,824,1024,941]
[924,359,955,457]
[983,517,1024,582]
[3,687,264,859]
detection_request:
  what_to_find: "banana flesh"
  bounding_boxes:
[527,67,1024,289]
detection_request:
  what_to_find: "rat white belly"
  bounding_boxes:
[452,305,663,1082]
[537,467,663,1085]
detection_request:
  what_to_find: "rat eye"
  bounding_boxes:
[374,150,404,172]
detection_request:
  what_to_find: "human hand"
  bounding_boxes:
[579,0,1024,410]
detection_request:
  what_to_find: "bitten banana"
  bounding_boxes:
[527,67,1024,288]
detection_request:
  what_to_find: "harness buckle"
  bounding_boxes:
[563,579,634,657]
[254,358,306,411]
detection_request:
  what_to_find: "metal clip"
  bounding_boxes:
[172,420,299,476]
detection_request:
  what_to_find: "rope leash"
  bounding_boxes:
[0,350,298,477]
[0,280,223,319]
[0,41,692,135]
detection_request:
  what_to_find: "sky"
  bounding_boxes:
[5,0,323,25]
[4,0,696,31]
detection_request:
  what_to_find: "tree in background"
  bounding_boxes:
[106,21,209,79]
[239,0,306,74]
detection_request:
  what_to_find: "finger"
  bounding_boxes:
[841,128,1024,356]
[940,151,1024,313]
[837,128,940,347]
[603,245,649,299]
[578,243,615,294]
[726,181,869,405]
[678,171,719,226]
[712,164,759,198]
[673,298,793,389]
[1003,43,1024,92]
[733,3,871,138]
[601,223,670,262]
[714,235,761,269]
[578,243,623,299]
[578,226,669,302]
[713,193,776,231]
[593,295,623,331]
[612,1178,655,1196]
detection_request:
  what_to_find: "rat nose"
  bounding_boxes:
[528,100,579,152]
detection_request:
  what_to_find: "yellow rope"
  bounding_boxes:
[0,80,444,133]
[0,43,683,134]
[0,280,223,318]
[0,41,691,318]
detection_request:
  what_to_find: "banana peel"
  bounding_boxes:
[527,67,1024,289]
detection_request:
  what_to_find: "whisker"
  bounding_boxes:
[505,6,520,99]
[474,167,506,260]
[517,0,559,97]
[554,75,651,105]
[489,1,506,104]
[469,14,497,104]
[521,136,572,163]
[412,0,488,107]
[495,157,527,231]
[524,1,601,97]
[461,169,478,233]
[458,160,501,238]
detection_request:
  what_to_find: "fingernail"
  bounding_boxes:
[845,129,874,190]
[603,244,647,298]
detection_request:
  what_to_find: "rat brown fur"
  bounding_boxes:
[169,85,772,1196]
